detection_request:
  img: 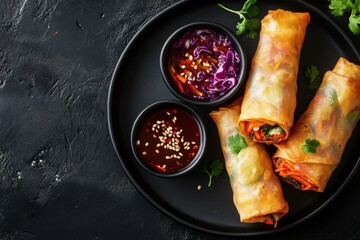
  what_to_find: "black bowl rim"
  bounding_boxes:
[159,21,247,107]
[130,100,207,177]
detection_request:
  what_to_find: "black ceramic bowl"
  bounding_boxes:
[160,22,247,107]
[131,100,207,177]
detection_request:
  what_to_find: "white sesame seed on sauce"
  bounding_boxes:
[135,107,201,174]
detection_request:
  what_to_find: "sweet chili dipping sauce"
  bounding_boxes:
[134,105,201,174]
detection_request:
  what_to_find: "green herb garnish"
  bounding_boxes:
[261,124,285,140]
[305,65,321,90]
[218,0,261,39]
[301,139,320,154]
[228,134,247,154]
[204,159,225,187]
[329,0,360,35]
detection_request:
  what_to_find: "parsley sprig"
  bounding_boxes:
[329,0,360,35]
[301,139,320,154]
[305,65,321,90]
[218,0,261,39]
[204,159,225,187]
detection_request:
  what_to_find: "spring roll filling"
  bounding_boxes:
[265,213,280,228]
[273,158,318,191]
[247,122,286,141]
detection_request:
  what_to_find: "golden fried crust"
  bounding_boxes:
[239,9,310,144]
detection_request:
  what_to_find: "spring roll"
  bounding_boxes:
[210,99,288,226]
[273,58,360,192]
[239,9,310,144]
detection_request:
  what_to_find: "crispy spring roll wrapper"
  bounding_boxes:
[210,99,288,226]
[273,58,360,192]
[239,9,310,144]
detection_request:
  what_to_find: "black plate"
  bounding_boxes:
[108,0,360,236]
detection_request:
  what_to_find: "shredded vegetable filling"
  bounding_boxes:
[168,28,241,101]
[274,158,318,191]
[249,124,286,141]
[265,213,279,228]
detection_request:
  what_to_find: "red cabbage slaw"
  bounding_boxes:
[168,28,241,101]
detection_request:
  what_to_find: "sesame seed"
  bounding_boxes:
[142,151,147,155]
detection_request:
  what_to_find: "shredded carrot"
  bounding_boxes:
[274,158,318,191]
[188,84,203,96]
[254,130,262,140]
[176,74,187,84]
[169,71,185,93]
[269,133,286,140]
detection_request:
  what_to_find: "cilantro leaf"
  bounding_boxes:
[210,159,224,178]
[349,0,360,35]
[228,134,247,154]
[246,5,260,18]
[305,139,320,148]
[329,0,353,17]
[236,20,247,36]
[329,0,360,35]
[204,159,225,187]
[241,0,257,13]
[305,65,321,90]
[245,19,261,39]
[218,0,261,39]
[302,138,320,154]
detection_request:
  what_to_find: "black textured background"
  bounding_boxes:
[0,0,359,239]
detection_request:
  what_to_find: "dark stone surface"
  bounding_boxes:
[0,0,359,239]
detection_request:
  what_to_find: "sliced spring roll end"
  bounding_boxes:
[239,120,290,144]
[273,156,337,192]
